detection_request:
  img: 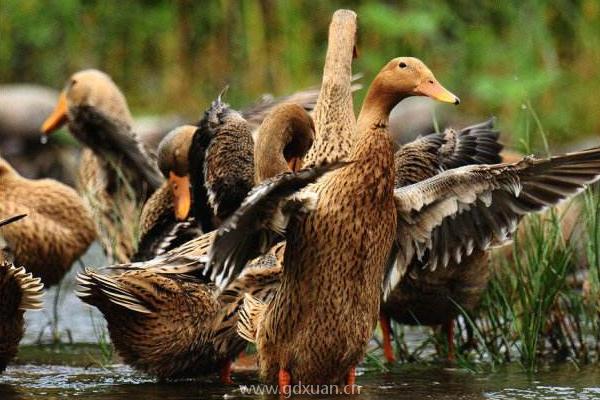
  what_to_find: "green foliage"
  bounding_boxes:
[1,0,599,145]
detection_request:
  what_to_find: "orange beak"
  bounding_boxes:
[41,91,69,134]
[414,79,460,105]
[287,157,303,172]
[169,172,191,221]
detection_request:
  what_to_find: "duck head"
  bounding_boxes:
[254,103,315,182]
[157,125,197,221]
[360,57,459,122]
[41,69,134,138]
[41,69,163,193]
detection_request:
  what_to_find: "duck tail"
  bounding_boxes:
[3,264,44,311]
[237,293,266,344]
[75,267,152,314]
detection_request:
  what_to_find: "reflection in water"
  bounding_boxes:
[1,363,599,400]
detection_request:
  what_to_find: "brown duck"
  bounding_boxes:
[210,55,600,392]
[135,125,203,261]
[206,57,460,387]
[0,215,44,373]
[135,99,314,261]
[380,119,503,362]
[41,69,163,263]
[0,157,96,286]
[76,102,315,382]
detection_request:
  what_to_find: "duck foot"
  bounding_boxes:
[219,360,233,384]
[345,366,356,386]
[379,313,395,363]
[278,369,291,397]
[442,319,456,362]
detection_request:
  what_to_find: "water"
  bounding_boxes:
[2,361,599,399]
[5,244,599,399]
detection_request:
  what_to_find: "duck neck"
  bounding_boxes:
[341,83,401,201]
[356,80,404,135]
[254,119,290,183]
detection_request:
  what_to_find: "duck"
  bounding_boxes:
[0,157,96,286]
[75,102,316,382]
[41,69,164,263]
[207,55,600,391]
[205,56,459,387]
[0,214,44,373]
[134,125,203,261]
[380,119,503,362]
[135,100,315,261]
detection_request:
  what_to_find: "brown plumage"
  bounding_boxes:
[75,102,315,381]
[190,95,255,231]
[0,215,44,373]
[303,10,357,168]
[136,102,315,262]
[41,69,164,263]
[381,145,600,359]
[207,54,461,387]
[135,126,202,261]
[0,157,96,286]
[381,119,503,361]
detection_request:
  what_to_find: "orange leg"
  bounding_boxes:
[379,313,395,363]
[278,369,291,396]
[345,366,356,386]
[219,360,233,384]
[442,319,456,362]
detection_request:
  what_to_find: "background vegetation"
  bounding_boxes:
[2,0,599,149]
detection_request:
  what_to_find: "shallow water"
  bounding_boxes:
[7,244,599,399]
[2,362,599,399]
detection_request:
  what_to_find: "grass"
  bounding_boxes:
[377,100,599,372]
[80,155,143,264]
[2,1,600,147]
[85,309,115,369]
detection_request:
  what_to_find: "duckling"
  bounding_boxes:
[0,215,44,373]
[41,69,163,263]
[0,157,96,286]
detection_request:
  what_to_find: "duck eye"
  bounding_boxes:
[428,80,434,84]
[70,79,77,87]
[399,62,407,69]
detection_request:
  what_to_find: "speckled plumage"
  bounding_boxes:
[76,258,281,380]
[384,119,502,330]
[75,99,315,381]
[43,69,164,263]
[0,214,44,374]
[0,158,96,286]
[211,55,463,386]
[191,97,255,231]
[135,181,201,261]
[0,262,44,373]
[303,10,357,168]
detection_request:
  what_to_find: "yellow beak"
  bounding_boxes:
[414,79,460,105]
[41,91,69,134]
[169,172,191,221]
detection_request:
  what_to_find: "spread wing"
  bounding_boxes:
[394,118,502,187]
[384,146,600,298]
[204,161,349,289]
